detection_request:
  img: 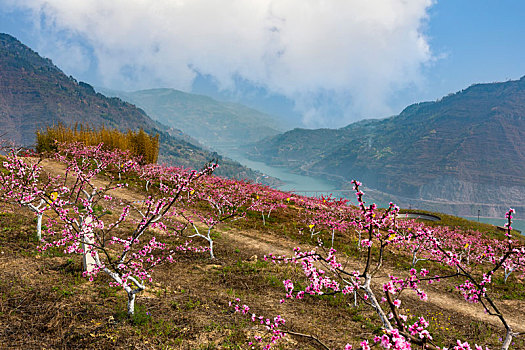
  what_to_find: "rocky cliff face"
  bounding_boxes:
[417,177,525,218]
[417,177,525,204]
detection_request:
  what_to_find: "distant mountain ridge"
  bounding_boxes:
[247,77,525,218]
[0,33,265,181]
[98,87,286,150]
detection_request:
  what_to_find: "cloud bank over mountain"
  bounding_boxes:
[3,0,434,127]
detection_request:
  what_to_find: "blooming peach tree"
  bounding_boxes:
[35,142,216,315]
[0,146,49,239]
[181,176,254,259]
[233,180,525,350]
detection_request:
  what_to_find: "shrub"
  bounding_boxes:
[36,123,159,164]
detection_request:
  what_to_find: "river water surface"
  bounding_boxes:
[229,151,338,195]
[228,149,524,233]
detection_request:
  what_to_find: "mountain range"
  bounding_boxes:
[4,31,524,219]
[98,88,286,151]
[0,33,268,181]
[247,77,525,218]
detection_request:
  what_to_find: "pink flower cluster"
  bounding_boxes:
[229,298,286,350]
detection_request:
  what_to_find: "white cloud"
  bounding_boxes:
[3,0,434,127]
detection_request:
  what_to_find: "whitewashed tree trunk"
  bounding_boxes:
[362,274,393,330]
[36,212,42,240]
[102,265,144,316]
[81,216,98,272]
[504,267,514,283]
[127,292,136,315]
[26,199,45,240]
[190,224,215,259]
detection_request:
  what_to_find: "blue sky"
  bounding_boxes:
[420,2,525,100]
[0,1,524,128]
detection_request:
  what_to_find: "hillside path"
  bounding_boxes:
[220,227,525,334]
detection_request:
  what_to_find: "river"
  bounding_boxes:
[463,216,525,234]
[226,148,524,233]
[227,151,338,195]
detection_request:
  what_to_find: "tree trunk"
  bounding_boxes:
[363,274,393,330]
[127,292,136,316]
[209,238,215,259]
[81,218,98,272]
[36,213,42,240]
[501,328,515,350]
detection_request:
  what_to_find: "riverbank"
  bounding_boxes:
[224,146,523,232]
